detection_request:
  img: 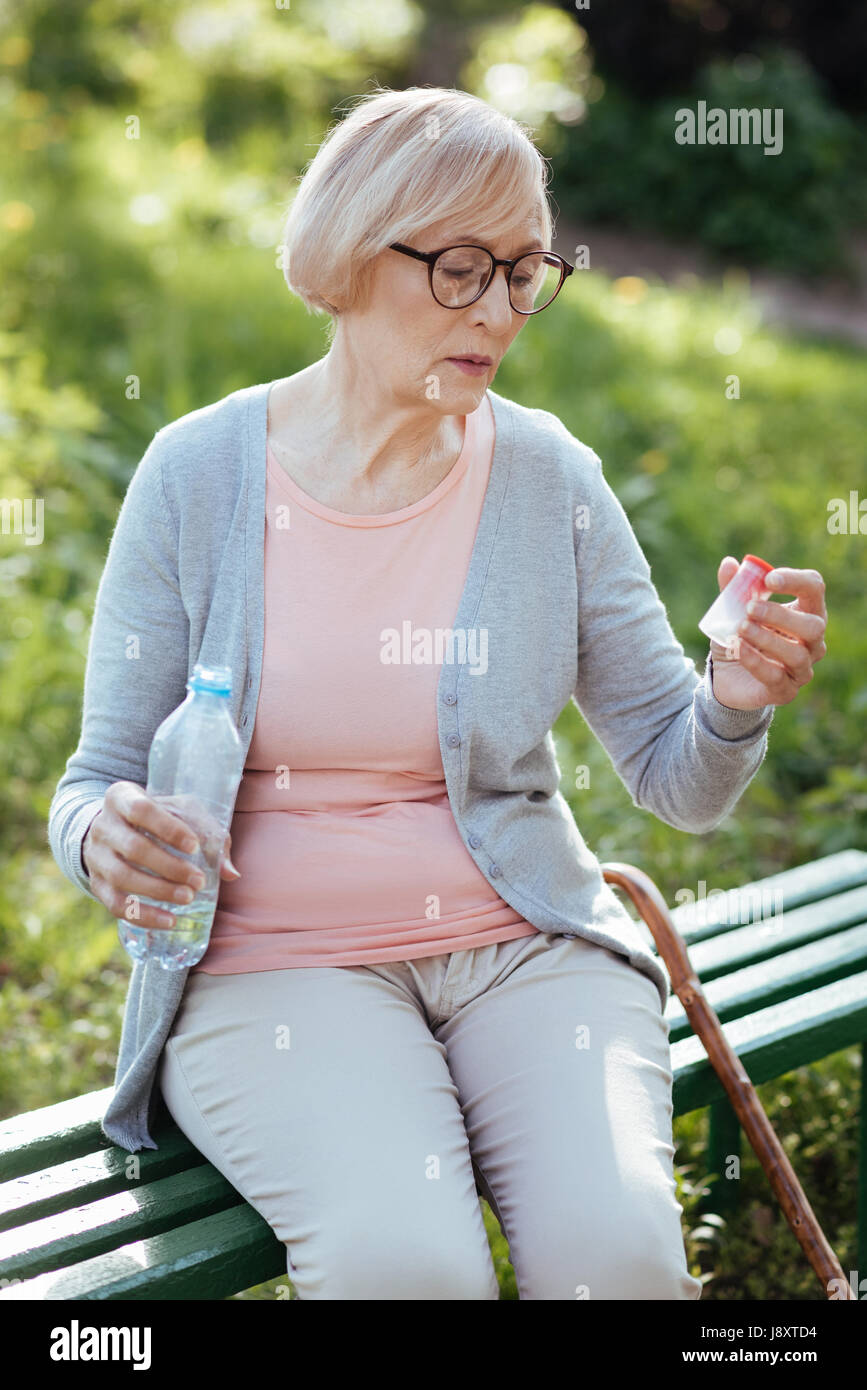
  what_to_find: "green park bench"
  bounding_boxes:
[1,847,866,1300]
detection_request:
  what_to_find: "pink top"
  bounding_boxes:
[191,392,539,973]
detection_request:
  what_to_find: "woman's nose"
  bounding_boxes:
[473,266,514,325]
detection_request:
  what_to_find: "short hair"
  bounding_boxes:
[280,84,555,333]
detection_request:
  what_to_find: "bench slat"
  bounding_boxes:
[0,1089,113,1182]
[0,1126,202,1234]
[0,1163,244,1282]
[666,922,867,1042]
[672,970,867,1114]
[686,887,867,980]
[670,849,867,943]
[0,1203,286,1300]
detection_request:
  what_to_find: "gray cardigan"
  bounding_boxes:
[48,381,774,1152]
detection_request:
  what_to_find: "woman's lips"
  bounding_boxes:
[447,358,490,376]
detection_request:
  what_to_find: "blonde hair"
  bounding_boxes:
[280,85,555,333]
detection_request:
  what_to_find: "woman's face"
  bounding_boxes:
[344,216,545,409]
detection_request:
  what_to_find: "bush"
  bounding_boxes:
[552,49,867,277]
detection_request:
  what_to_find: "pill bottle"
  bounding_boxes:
[698,554,775,649]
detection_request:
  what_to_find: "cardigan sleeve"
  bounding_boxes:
[47,430,190,902]
[572,448,774,834]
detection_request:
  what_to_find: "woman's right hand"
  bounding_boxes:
[81,781,208,930]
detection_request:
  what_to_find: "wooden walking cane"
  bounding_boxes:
[602,861,856,1300]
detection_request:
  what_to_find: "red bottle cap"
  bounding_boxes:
[743,554,774,573]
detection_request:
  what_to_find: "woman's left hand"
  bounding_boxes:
[708,557,828,711]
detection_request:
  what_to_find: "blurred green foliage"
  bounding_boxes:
[572,0,867,114]
[0,0,864,1302]
[553,48,867,277]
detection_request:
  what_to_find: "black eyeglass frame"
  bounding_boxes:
[389,241,574,315]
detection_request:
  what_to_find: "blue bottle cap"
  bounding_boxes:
[188,663,232,696]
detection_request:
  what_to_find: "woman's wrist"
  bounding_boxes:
[707,654,771,718]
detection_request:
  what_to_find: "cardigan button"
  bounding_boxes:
[447,733,460,747]
[489,864,501,877]
[443,692,457,705]
[468,834,481,849]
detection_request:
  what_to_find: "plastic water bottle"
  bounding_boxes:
[117,662,245,970]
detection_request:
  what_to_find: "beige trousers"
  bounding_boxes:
[156,928,703,1300]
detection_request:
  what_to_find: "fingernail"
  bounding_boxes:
[225,858,241,878]
[766,571,780,587]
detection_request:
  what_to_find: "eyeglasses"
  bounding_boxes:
[389,242,574,315]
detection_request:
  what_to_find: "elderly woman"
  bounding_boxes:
[49,85,827,1301]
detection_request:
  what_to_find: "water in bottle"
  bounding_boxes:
[117,662,245,970]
